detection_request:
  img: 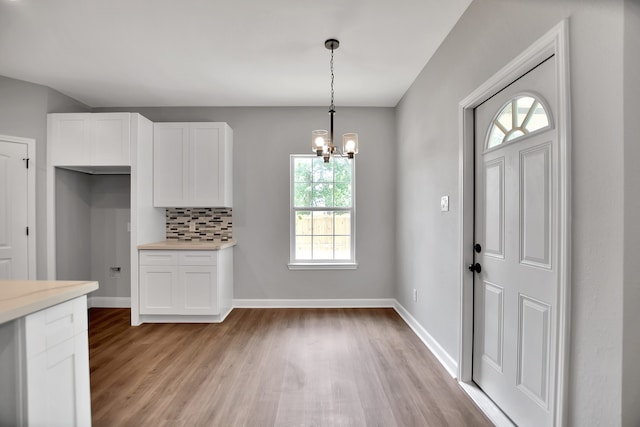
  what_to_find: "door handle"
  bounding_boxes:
[468,263,482,273]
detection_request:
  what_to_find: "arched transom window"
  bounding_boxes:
[486,95,551,149]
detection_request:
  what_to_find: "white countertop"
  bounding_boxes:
[138,240,236,250]
[0,280,99,324]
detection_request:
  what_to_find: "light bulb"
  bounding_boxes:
[312,130,328,154]
[342,133,358,157]
[344,139,355,152]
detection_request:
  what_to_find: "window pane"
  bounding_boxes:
[313,236,334,260]
[312,183,333,207]
[497,103,513,129]
[515,96,535,127]
[334,236,351,260]
[295,236,312,259]
[334,211,351,235]
[334,183,352,207]
[487,126,505,148]
[294,158,312,182]
[312,211,334,235]
[486,96,551,149]
[333,158,352,182]
[295,211,311,235]
[313,157,333,182]
[294,183,311,207]
[527,102,549,132]
[506,129,525,141]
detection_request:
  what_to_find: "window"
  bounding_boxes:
[486,94,551,149]
[289,155,356,269]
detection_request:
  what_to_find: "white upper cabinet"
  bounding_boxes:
[153,122,233,207]
[48,113,131,166]
[91,113,131,165]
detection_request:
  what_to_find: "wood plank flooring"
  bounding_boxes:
[89,308,491,426]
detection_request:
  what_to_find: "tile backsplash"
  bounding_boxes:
[166,208,232,241]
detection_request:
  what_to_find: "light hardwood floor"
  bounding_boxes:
[89,308,492,426]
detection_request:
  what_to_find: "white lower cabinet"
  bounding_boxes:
[24,296,91,427]
[139,249,232,317]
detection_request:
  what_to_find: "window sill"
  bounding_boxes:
[288,262,358,271]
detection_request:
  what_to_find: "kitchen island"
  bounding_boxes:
[0,280,98,426]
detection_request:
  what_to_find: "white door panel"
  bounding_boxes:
[483,158,505,258]
[0,140,29,280]
[473,56,558,426]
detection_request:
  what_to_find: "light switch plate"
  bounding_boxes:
[441,196,449,212]
[189,222,196,232]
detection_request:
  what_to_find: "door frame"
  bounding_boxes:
[457,20,571,426]
[0,134,36,279]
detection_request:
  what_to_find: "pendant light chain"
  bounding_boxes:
[330,46,335,111]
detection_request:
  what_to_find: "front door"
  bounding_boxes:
[0,138,30,279]
[472,56,558,426]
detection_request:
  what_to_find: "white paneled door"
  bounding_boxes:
[0,139,29,279]
[472,56,558,427]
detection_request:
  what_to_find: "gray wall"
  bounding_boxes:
[0,76,89,279]
[396,0,629,425]
[55,168,92,281]
[90,175,131,299]
[623,0,640,425]
[97,106,397,300]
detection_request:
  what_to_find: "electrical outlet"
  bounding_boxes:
[441,196,449,212]
[109,267,121,279]
[413,288,418,302]
[189,222,196,232]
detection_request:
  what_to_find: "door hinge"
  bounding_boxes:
[26,226,29,236]
[23,158,29,169]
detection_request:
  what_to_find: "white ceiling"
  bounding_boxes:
[0,0,471,108]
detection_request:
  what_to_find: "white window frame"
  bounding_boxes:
[288,154,357,270]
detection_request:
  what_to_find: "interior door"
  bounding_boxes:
[472,56,558,427]
[0,139,29,279]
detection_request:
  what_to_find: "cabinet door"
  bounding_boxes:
[26,333,91,427]
[190,124,223,206]
[49,114,91,166]
[139,265,179,314]
[189,123,232,207]
[91,113,131,166]
[179,266,219,315]
[153,123,189,207]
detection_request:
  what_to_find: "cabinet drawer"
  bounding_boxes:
[179,251,217,266]
[140,251,179,266]
[24,296,87,358]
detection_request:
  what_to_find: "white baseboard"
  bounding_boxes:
[459,381,514,427]
[232,298,396,308]
[393,301,458,378]
[88,296,131,308]
[138,306,232,324]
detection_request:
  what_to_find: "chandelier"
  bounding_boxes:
[311,39,358,163]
